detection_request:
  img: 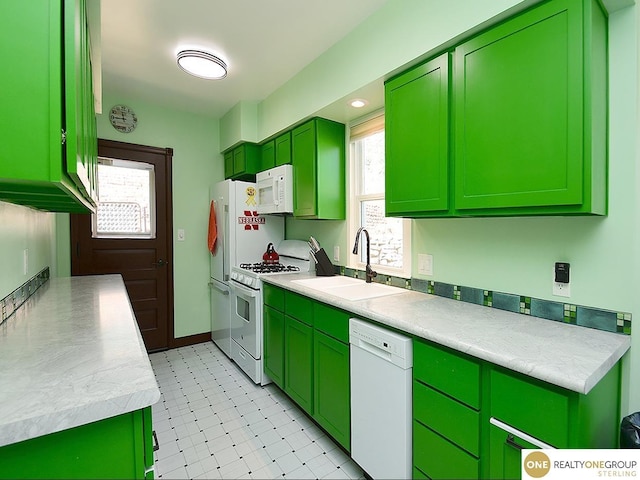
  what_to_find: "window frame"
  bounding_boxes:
[347,111,411,278]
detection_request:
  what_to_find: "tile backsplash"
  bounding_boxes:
[0,267,50,326]
[341,267,631,335]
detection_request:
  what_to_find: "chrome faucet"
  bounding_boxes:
[352,227,377,283]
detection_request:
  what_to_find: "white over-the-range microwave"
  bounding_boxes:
[256,164,293,214]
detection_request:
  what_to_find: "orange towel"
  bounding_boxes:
[208,200,217,254]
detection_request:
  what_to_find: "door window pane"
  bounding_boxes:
[92,158,156,238]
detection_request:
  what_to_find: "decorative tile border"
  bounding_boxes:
[0,267,50,326]
[339,267,631,335]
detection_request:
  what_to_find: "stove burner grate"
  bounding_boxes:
[239,262,301,274]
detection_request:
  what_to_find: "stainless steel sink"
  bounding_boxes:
[292,276,405,301]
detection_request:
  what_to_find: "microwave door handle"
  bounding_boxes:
[273,178,279,206]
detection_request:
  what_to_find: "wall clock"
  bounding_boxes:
[109,104,138,133]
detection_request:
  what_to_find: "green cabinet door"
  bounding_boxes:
[454,0,607,215]
[0,408,153,479]
[275,132,292,166]
[284,315,314,414]
[292,118,345,219]
[223,143,261,180]
[224,151,234,178]
[488,423,539,480]
[264,305,285,389]
[261,140,275,171]
[385,53,450,217]
[313,330,350,451]
[0,0,96,213]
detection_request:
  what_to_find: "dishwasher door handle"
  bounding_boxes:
[489,417,555,450]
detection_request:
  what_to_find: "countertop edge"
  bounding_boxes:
[262,274,631,395]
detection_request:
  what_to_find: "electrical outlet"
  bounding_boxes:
[552,264,571,297]
[177,229,185,241]
[418,254,433,276]
[333,246,340,262]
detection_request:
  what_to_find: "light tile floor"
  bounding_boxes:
[149,342,366,480]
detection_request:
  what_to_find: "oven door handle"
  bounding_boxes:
[230,280,260,298]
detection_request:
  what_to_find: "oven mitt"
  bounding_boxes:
[208,200,217,254]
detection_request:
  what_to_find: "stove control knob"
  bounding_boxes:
[250,278,258,288]
[231,271,238,281]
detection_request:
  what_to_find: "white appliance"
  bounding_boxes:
[349,318,413,480]
[229,239,311,385]
[256,164,293,214]
[209,179,284,358]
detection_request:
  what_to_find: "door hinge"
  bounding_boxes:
[61,129,67,145]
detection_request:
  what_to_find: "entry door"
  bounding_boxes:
[71,139,174,352]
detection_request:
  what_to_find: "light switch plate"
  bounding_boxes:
[333,246,340,262]
[418,254,433,276]
[177,229,185,241]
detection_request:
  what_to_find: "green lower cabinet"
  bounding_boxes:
[313,330,350,451]
[0,408,154,479]
[488,423,539,480]
[264,305,285,389]
[284,315,314,415]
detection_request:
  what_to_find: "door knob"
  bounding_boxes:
[152,259,168,267]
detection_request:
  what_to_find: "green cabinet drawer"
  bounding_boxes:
[263,283,284,311]
[414,420,479,480]
[414,380,479,456]
[413,339,480,409]
[490,368,569,448]
[313,302,349,343]
[285,291,313,326]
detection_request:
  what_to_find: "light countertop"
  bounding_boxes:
[262,273,630,395]
[0,275,161,448]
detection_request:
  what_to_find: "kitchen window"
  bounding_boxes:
[92,157,156,239]
[348,113,411,278]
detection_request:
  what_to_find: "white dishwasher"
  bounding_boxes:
[349,318,413,480]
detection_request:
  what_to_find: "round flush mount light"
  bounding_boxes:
[177,50,227,79]
[350,99,368,108]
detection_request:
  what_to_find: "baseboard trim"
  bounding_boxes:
[171,332,212,349]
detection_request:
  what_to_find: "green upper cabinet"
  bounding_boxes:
[292,118,346,219]
[223,143,261,180]
[0,0,98,213]
[453,0,607,216]
[385,53,450,217]
[260,140,276,171]
[259,132,291,172]
[274,132,292,166]
[385,0,607,218]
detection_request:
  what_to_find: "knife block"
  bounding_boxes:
[314,248,335,277]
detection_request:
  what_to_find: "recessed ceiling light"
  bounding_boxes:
[177,50,227,79]
[350,99,368,108]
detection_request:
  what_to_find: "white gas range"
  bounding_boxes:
[228,240,311,385]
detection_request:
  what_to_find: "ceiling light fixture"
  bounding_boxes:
[350,99,368,108]
[177,50,227,79]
